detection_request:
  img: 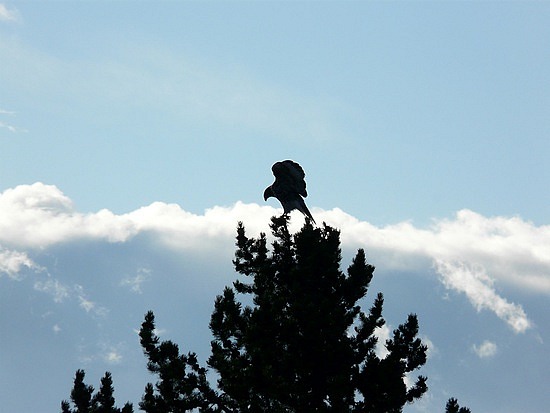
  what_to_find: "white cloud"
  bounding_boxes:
[329,208,550,294]
[0,247,38,279]
[78,341,124,365]
[103,349,123,364]
[374,324,391,359]
[0,183,276,253]
[0,183,137,248]
[31,274,110,318]
[1,183,549,333]
[472,340,498,358]
[100,341,124,365]
[78,295,95,312]
[322,209,550,333]
[420,335,437,359]
[0,4,18,22]
[78,295,95,313]
[434,260,531,333]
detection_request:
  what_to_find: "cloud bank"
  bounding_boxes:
[2,182,549,333]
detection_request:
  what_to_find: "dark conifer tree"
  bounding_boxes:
[206,216,428,412]
[61,370,133,413]
[62,370,94,413]
[138,311,220,412]
[138,217,429,412]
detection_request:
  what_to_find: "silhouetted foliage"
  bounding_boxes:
[62,216,470,412]
[61,370,133,413]
[445,398,472,413]
[138,216,430,412]
[138,311,221,412]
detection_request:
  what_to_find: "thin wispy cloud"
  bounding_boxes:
[34,277,71,303]
[92,43,351,143]
[1,183,548,334]
[75,284,108,317]
[0,109,26,133]
[0,37,348,143]
[0,4,18,22]
[435,260,531,333]
[32,274,109,317]
[1,252,111,318]
[77,340,125,366]
[0,121,27,133]
[120,267,151,294]
[101,342,124,365]
[0,121,17,133]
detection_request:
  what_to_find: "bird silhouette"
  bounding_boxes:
[263,160,315,224]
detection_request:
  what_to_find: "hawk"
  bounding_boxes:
[263,160,315,224]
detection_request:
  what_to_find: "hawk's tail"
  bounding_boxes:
[298,198,316,225]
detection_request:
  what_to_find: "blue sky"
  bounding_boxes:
[1,2,549,412]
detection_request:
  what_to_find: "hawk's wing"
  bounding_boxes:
[272,160,308,198]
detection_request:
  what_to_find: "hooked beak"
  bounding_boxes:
[263,186,273,201]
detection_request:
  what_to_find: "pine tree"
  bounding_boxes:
[61,370,133,413]
[93,372,133,413]
[62,370,94,413]
[138,217,430,412]
[138,311,219,412]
